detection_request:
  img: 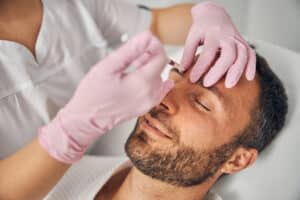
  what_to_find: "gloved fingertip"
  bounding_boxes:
[178,61,187,71]
[203,76,215,87]
[190,72,199,83]
[225,78,236,88]
[246,68,256,81]
[225,72,239,88]
[178,65,186,73]
[203,81,212,88]
[246,49,256,81]
[180,56,192,71]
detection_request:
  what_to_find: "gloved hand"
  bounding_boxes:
[38,31,174,164]
[181,1,256,88]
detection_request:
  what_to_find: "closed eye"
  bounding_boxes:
[170,68,212,112]
[194,97,211,112]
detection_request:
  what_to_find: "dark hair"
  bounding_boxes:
[237,53,288,153]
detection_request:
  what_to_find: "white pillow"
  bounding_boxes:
[90,40,300,199]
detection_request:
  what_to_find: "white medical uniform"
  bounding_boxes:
[44,156,223,200]
[0,0,151,159]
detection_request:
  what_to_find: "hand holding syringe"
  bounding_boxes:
[39,31,174,164]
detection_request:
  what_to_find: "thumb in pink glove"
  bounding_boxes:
[38,31,174,164]
[181,1,256,88]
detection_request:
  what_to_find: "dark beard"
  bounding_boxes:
[125,107,240,187]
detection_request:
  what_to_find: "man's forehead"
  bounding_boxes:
[170,66,260,111]
[184,63,258,89]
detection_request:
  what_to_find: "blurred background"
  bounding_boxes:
[128,0,300,53]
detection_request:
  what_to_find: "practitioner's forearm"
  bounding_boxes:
[151,4,194,45]
[0,138,70,200]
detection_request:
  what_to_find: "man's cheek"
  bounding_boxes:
[180,122,215,150]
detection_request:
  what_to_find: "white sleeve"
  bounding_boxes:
[90,0,152,47]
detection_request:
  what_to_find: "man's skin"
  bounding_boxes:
[0,0,194,199]
[96,67,259,200]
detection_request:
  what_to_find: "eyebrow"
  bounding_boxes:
[205,85,226,105]
[170,68,181,74]
[196,78,228,111]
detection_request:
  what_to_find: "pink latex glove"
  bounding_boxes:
[181,2,256,88]
[38,31,174,164]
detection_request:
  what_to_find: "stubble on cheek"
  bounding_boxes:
[125,118,240,187]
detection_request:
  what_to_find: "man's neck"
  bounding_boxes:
[112,167,217,200]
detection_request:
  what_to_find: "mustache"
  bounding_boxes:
[148,107,180,142]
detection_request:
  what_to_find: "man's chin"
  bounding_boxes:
[125,129,151,157]
[125,128,209,187]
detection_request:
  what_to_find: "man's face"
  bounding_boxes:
[125,65,260,186]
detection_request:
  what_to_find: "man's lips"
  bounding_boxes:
[143,115,173,139]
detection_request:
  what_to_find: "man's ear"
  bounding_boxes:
[220,147,258,174]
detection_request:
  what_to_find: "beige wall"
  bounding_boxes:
[126,0,300,52]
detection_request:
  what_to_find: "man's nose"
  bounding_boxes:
[159,93,178,115]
